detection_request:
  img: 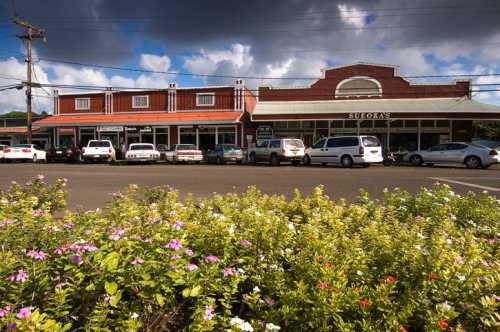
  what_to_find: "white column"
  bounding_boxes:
[168,83,177,113]
[196,127,199,149]
[386,120,390,151]
[215,127,218,145]
[449,120,453,142]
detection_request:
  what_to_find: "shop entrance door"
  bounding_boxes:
[100,133,120,150]
[199,127,216,152]
[127,134,140,147]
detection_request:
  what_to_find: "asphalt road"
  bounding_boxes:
[1,162,500,210]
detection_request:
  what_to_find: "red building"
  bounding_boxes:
[35,80,255,150]
[251,63,500,151]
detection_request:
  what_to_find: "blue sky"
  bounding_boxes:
[0,0,499,113]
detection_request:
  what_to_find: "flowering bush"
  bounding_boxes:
[0,178,498,331]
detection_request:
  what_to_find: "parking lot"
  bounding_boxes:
[0,163,499,210]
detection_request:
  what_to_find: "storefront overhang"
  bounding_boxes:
[252,97,500,121]
[34,111,243,127]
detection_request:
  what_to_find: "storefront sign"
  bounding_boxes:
[256,126,273,140]
[98,126,123,132]
[348,112,390,120]
[125,127,137,131]
[140,126,152,133]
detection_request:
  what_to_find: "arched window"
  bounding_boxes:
[335,76,382,98]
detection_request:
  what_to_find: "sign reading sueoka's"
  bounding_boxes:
[98,126,123,132]
[348,112,390,120]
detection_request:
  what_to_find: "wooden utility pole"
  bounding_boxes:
[14,17,45,144]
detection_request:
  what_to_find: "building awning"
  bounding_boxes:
[34,111,243,127]
[252,97,500,121]
[0,127,43,134]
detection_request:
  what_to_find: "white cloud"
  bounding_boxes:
[139,54,171,72]
[337,4,368,34]
[184,43,254,75]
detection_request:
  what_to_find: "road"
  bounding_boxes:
[1,163,499,210]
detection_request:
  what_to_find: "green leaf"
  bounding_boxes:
[155,293,165,306]
[109,290,122,307]
[105,281,118,295]
[101,251,120,271]
[190,285,202,297]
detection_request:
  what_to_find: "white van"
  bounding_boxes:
[304,135,383,168]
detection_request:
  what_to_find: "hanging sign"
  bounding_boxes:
[348,112,390,120]
[256,126,273,140]
[98,126,123,132]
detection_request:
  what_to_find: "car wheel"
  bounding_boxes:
[341,155,353,168]
[270,154,280,166]
[465,156,481,169]
[249,152,257,165]
[303,155,311,166]
[32,154,37,163]
[362,163,370,168]
[216,156,224,165]
[410,155,423,166]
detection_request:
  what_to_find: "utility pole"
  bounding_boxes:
[14,17,45,144]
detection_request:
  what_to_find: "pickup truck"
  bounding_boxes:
[165,144,203,164]
[82,140,116,162]
[248,138,305,166]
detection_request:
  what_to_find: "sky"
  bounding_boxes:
[0,0,499,114]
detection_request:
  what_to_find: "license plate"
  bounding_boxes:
[371,150,378,154]
[56,151,63,154]
[94,155,100,158]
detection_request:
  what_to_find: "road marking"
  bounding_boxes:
[429,177,500,192]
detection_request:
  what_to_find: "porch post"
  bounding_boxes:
[386,120,390,152]
[449,120,453,142]
[215,126,218,145]
[356,120,360,136]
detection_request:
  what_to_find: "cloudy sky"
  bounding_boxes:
[0,0,499,113]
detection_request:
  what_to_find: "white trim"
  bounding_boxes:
[177,108,233,113]
[59,112,105,116]
[75,98,90,111]
[132,95,150,109]
[335,76,382,98]
[196,93,215,107]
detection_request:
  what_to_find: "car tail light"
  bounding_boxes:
[489,149,498,156]
[359,146,364,155]
[109,148,112,153]
[66,149,73,154]
[22,148,31,153]
[4,148,11,153]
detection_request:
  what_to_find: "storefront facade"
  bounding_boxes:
[251,63,500,152]
[35,80,254,151]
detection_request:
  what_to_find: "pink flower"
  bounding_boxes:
[359,299,368,309]
[144,238,153,244]
[26,250,47,261]
[6,269,28,283]
[223,267,234,277]
[171,254,181,260]
[0,305,12,317]
[62,178,68,183]
[205,255,219,263]
[32,209,44,217]
[203,305,214,321]
[109,229,126,241]
[172,221,184,230]
[36,174,45,181]
[16,307,32,319]
[240,240,252,247]
[0,219,15,227]
[69,254,83,266]
[131,257,144,265]
[265,297,275,306]
[168,239,182,251]
[454,256,464,265]
[55,282,66,289]
[318,281,329,290]
[6,323,16,330]
[63,223,74,229]
[185,248,193,256]
[187,263,198,271]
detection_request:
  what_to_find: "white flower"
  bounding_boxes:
[417,232,425,239]
[253,286,261,293]
[458,275,466,281]
[287,223,295,232]
[439,301,452,311]
[228,224,235,235]
[130,312,139,319]
[230,317,244,326]
[240,322,254,331]
[237,268,245,275]
[356,270,364,276]
[266,323,281,330]
[284,248,293,254]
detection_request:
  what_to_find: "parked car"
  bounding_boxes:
[82,140,116,162]
[156,144,169,161]
[46,145,81,163]
[0,144,7,162]
[165,144,203,163]
[4,144,46,163]
[125,143,160,163]
[303,136,383,168]
[404,142,500,169]
[248,138,305,166]
[206,144,244,164]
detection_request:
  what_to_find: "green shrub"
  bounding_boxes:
[0,177,498,331]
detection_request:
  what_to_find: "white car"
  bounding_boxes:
[125,143,160,163]
[82,140,116,162]
[165,144,203,163]
[0,144,7,162]
[404,142,500,169]
[4,144,46,163]
[304,135,383,168]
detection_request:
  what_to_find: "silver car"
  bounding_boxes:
[405,142,500,169]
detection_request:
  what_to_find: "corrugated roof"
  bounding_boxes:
[34,111,243,127]
[253,97,500,115]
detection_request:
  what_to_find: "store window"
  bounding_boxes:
[316,121,329,128]
[75,98,90,110]
[80,128,95,147]
[180,127,197,145]
[155,128,169,147]
[302,121,314,129]
[436,120,450,128]
[421,120,435,128]
[405,120,418,128]
[344,120,357,128]
[287,121,300,129]
[273,122,287,129]
[217,127,236,145]
[360,120,373,128]
[374,120,387,128]
[199,127,216,151]
[330,120,343,129]
[132,95,149,108]
[390,120,404,128]
[196,93,215,106]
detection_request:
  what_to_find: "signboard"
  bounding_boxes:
[348,112,390,120]
[98,126,123,132]
[125,127,137,131]
[256,126,273,140]
[140,126,152,133]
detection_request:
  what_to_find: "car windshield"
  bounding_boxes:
[13,144,31,148]
[284,139,304,148]
[130,144,154,150]
[177,144,196,150]
[88,141,111,148]
[222,145,240,151]
[362,136,381,147]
